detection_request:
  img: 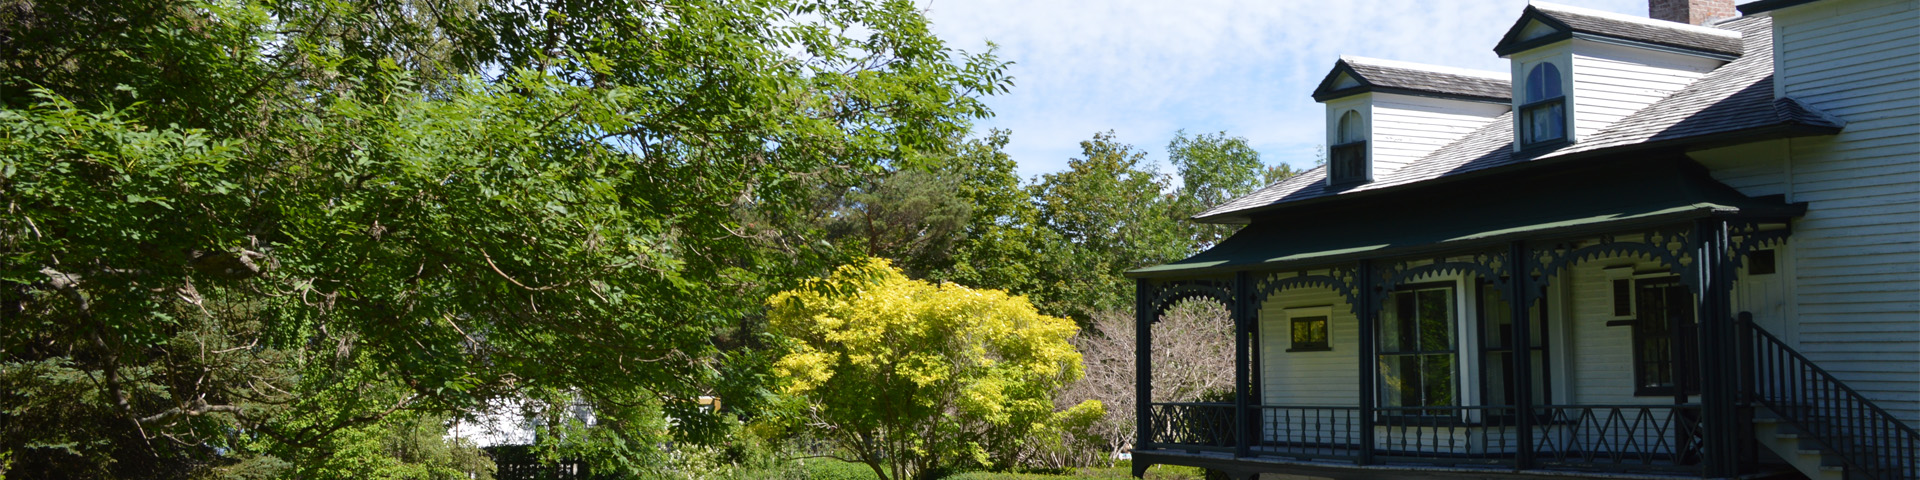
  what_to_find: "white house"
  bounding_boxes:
[1126,0,1917,479]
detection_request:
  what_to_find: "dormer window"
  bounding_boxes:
[1330,110,1367,184]
[1519,63,1566,147]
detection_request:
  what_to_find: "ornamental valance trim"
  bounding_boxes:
[1128,156,1803,279]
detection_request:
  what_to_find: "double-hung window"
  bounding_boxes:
[1379,283,1457,416]
[1633,277,1698,397]
[1520,63,1566,147]
[1479,281,1551,412]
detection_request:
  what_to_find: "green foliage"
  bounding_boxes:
[0,0,1004,477]
[1168,130,1279,249]
[767,259,1094,480]
[800,459,882,480]
[1023,132,1184,320]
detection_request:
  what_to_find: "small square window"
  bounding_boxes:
[1290,316,1329,351]
[1748,249,1778,275]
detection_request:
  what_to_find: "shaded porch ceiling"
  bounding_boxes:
[1128,156,1804,279]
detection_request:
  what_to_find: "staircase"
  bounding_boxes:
[1739,315,1919,480]
[1752,408,1847,480]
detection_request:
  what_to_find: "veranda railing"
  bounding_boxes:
[1148,403,1707,474]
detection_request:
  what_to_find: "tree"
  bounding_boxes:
[767,259,1097,480]
[0,0,1005,477]
[1025,132,1184,321]
[1167,130,1275,250]
[1023,130,1288,323]
[1061,301,1234,465]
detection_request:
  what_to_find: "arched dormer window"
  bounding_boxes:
[1520,63,1566,147]
[1330,110,1367,184]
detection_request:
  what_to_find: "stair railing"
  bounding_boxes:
[1739,313,1918,480]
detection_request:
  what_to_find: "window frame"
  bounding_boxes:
[1330,109,1368,185]
[1285,305,1334,352]
[1475,280,1553,421]
[1519,62,1568,148]
[1376,281,1460,418]
[1630,276,1700,398]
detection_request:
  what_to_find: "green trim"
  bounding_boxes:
[1130,156,1803,279]
[1493,5,1743,59]
[1194,121,1841,225]
[1737,0,1824,15]
[1494,7,1575,56]
[1312,61,1372,102]
[1496,31,1575,57]
[1311,61,1511,104]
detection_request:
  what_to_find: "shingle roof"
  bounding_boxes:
[1195,15,1844,224]
[1313,57,1512,103]
[1537,16,1843,157]
[1494,1,1745,58]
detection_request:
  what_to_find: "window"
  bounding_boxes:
[1330,110,1367,184]
[1747,249,1778,275]
[1633,277,1698,397]
[1287,306,1332,352]
[1520,63,1566,147]
[1605,265,1635,319]
[1378,283,1456,415]
[1478,281,1551,410]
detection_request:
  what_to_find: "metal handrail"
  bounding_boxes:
[1740,315,1918,480]
[1150,403,1705,472]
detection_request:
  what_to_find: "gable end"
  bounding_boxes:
[1496,7,1577,56]
[1311,62,1375,102]
[1495,3,1745,59]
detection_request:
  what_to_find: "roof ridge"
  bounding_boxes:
[1529,1,1743,38]
[1338,56,1510,81]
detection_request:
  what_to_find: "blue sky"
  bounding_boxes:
[921,0,1647,181]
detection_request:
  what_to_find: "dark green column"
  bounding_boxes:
[1233,271,1253,458]
[1133,279,1153,478]
[1693,219,1738,478]
[1355,260,1376,465]
[1509,241,1536,470]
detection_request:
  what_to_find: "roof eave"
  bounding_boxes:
[1192,121,1841,225]
[1737,0,1823,15]
[1314,85,1511,104]
[1495,30,1741,60]
[1135,206,1782,280]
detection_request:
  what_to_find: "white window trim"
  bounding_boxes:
[1284,305,1334,352]
[1509,48,1575,151]
[1324,98,1373,185]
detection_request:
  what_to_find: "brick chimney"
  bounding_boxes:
[1649,0,1737,25]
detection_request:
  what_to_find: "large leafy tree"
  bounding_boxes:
[767,259,1096,480]
[1021,130,1294,323]
[1167,130,1287,249]
[1025,132,1183,321]
[0,0,1004,477]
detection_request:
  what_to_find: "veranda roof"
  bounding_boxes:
[1127,157,1803,279]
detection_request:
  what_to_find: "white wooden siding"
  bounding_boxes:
[1693,139,1792,198]
[1324,94,1375,184]
[1369,93,1509,177]
[1258,286,1360,407]
[1771,0,1920,425]
[1568,41,1722,142]
[1561,251,1695,406]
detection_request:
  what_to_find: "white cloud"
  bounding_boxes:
[922,0,1648,180]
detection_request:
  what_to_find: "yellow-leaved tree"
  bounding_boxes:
[769,258,1101,480]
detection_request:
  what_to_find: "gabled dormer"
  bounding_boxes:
[1494,1,1744,151]
[1311,57,1511,186]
